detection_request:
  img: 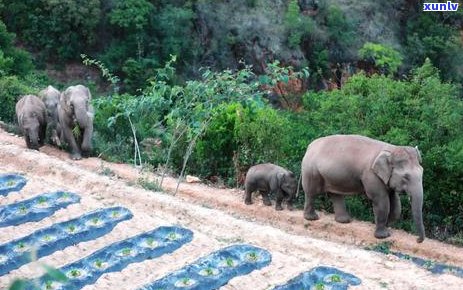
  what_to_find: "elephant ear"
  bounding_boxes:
[414,146,422,164]
[277,172,285,186]
[372,150,392,185]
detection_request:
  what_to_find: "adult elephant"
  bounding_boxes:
[301,134,425,243]
[58,85,94,160]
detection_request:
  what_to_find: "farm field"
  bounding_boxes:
[0,128,462,290]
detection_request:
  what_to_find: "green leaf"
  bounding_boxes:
[42,264,68,283]
[8,279,28,290]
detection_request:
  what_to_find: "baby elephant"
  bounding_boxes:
[244,163,297,211]
[15,95,47,150]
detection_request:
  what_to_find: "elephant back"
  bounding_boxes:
[15,95,47,122]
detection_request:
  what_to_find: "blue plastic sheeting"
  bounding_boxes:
[141,244,272,290]
[0,174,27,196]
[0,191,80,227]
[27,226,193,289]
[391,252,463,278]
[0,206,132,276]
[274,266,362,290]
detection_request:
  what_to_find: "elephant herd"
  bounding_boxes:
[244,135,425,243]
[15,84,94,160]
[14,87,425,243]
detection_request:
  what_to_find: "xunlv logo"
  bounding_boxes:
[423,1,459,11]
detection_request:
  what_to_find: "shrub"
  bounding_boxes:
[303,59,463,240]
[358,42,403,75]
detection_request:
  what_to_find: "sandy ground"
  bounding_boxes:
[0,128,462,290]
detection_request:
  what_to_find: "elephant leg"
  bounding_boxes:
[62,124,82,160]
[387,191,402,226]
[302,172,321,220]
[244,185,253,205]
[261,191,272,206]
[275,189,284,211]
[370,190,391,239]
[39,124,46,147]
[286,192,294,211]
[329,193,351,223]
[24,135,32,150]
[81,124,93,155]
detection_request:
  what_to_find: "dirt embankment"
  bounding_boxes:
[1,128,462,289]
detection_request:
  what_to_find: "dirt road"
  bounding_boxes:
[0,129,462,289]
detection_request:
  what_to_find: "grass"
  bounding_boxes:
[366,241,393,254]
[138,177,162,192]
[314,282,325,290]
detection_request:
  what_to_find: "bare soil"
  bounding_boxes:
[0,128,462,289]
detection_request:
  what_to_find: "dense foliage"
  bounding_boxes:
[0,1,462,243]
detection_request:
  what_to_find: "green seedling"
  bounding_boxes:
[202,267,215,276]
[167,232,180,241]
[60,192,71,200]
[38,196,48,204]
[45,280,54,290]
[330,274,342,283]
[225,257,235,267]
[111,210,120,218]
[179,277,194,286]
[121,248,132,256]
[314,282,325,290]
[423,260,436,269]
[91,217,100,225]
[6,180,15,186]
[18,205,28,214]
[146,237,157,247]
[67,224,76,233]
[42,235,53,242]
[246,251,259,262]
[94,259,104,268]
[16,242,28,251]
[69,269,82,278]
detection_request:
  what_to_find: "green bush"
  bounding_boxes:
[0,76,35,122]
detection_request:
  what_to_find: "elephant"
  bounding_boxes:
[244,163,297,211]
[301,134,425,243]
[38,85,62,146]
[58,84,94,160]
[15,95,47,150]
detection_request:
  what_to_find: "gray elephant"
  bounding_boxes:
[244,163,297,211]
[38,85,62,146]
[15,95,47,150]
[58,84,94,160]
[301,134,425,243]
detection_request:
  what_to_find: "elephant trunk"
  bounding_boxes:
[408,184,425,243]
[74,104,88,129]
[27,128,40,149]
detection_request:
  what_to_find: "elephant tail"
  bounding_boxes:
[296,173,302,198]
